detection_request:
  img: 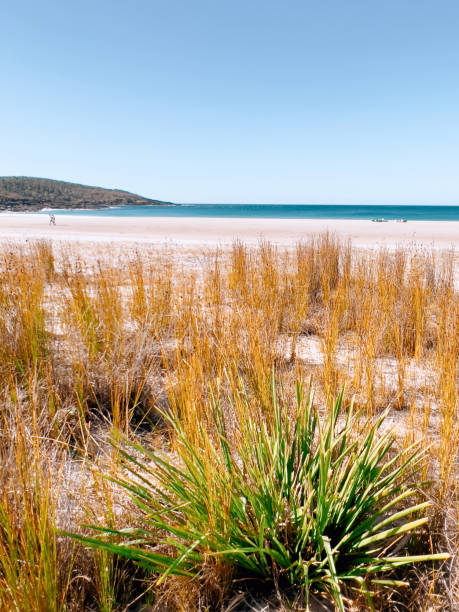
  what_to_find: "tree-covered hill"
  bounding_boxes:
[0,177,173,210]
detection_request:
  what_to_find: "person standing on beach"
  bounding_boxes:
[49,214,56,226]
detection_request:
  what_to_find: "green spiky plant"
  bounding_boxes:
[65,382,448,610]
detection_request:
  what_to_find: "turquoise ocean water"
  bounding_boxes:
[42,204,459,221]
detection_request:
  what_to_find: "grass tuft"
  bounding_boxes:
[66,382,449,610]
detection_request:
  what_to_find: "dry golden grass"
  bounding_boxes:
[0,236,457,611]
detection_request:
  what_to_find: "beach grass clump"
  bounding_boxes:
[66,383,448,610]
[0,401,71,612]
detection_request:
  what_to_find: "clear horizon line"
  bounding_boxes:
[174,202,459,206]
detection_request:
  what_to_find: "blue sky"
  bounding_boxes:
[1,0,458,203]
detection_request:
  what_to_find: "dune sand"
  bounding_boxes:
[0,213,458,250]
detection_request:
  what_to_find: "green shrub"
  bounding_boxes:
[66,383,448,610]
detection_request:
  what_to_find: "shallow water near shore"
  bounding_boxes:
[41,203,459,221]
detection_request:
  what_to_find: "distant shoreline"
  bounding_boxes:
[1,214,458,251]
[9,202,458,222]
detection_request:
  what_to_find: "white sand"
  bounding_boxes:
[0,213,458,250]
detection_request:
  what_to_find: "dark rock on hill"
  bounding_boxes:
[0,177,173,211]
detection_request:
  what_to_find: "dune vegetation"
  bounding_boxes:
[0,236,456,611]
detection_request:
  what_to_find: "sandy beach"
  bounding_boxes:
[0,213,458,249]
